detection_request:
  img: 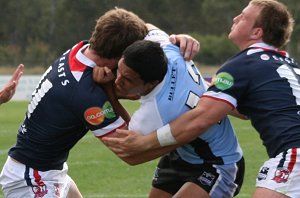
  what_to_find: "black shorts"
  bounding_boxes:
[152,152,245,197]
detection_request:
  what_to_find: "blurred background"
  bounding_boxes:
[0,0,299,72]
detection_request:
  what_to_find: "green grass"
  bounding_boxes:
[0,101,267,198]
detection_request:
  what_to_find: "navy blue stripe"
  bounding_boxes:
[24,166,33,186]
[277,150,288,168]
[189,138,224,164]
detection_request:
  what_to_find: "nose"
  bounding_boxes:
[115,73,122,86]
[233,14,241,23]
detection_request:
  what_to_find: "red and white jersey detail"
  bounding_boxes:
[69,42,96,81]
[202,91,237,109]
[93,117,125,137]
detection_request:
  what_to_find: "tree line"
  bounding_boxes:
[0,0,299,68]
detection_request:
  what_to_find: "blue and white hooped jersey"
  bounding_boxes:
[205,42,300,157]
[129,29,243,165]
[9,41,125,171]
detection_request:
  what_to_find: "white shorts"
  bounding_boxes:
[256,148,300,197]
[0,157,73,198]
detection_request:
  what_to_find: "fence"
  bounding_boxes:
[0,75,41,101]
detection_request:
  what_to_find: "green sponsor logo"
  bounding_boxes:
[214,72,234,90]
[103,101,116,119]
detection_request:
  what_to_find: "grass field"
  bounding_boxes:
[0,101,268,198]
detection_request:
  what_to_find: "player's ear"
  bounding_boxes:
[251,27,263,40]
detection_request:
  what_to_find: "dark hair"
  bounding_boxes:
[123,40,168,83]
[251,0,294,48]
[89,8,147,59]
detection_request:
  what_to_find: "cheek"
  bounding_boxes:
[127,85,144,95]
[230,23,247,38]
[115,80,137,94]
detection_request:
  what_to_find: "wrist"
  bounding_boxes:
[156,124,177,146]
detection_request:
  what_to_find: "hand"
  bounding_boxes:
[101,129,148,157]
[169,34,200,61]
[0,64,24,105]
[93,66,115,84]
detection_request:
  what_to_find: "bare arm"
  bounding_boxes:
[100,126,180,165]
[0,64,24,105]
[229,109,248,120]
[101,97,232,157]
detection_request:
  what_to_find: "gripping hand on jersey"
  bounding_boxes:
[101,129,150,157]
[169,34,200,61]
[93,66,115,84]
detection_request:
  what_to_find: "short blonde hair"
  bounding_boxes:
[251,0,294,48]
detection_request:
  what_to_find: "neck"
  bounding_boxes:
[83,47,102,65]
[234,38,263,51]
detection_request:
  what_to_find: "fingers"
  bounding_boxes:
[10,64,24,83]
[102,136,121,146]
[0,82,17,104]
[93,66,115,84]
[184,40,200,61]
[169,34,177,45]
[116,128,131,135]
[182,36,200,61]
[5,81,17,92]
[101,136,130,156]
[170,34,200,61]
[101,129,129,144]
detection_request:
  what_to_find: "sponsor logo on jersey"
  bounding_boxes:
[272,167,290,183]
[213,72,234,90]
[198,171,215,186]
[260,54,270,61]
[257,167,269,181]
[32,184,48,198]
[84,102,116,125]
[102,101,116,119]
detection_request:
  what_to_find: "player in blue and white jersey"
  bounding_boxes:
[103,1,300,198]
[0,8,147,198]
[102,24,244,198]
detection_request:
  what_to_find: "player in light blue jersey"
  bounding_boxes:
[101,24,244,198]
[103,1,300,198]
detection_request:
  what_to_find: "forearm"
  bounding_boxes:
[143,98,231,150]
[142,108,210,150]
[121,144,178,165]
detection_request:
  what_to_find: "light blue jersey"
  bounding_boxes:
[129,29,243,165]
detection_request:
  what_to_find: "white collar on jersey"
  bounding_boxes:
[75,43,97,68]
[140,75,166,101]
[249,42,276,50]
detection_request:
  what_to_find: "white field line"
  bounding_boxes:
[0,149,8,156]
[83,194,147,198]
[70,193,250,198]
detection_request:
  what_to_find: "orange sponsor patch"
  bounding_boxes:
[84,107,105,125]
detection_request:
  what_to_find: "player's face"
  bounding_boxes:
[115,58,147,96]
[228,3,262,50]
[96,57,119,70]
